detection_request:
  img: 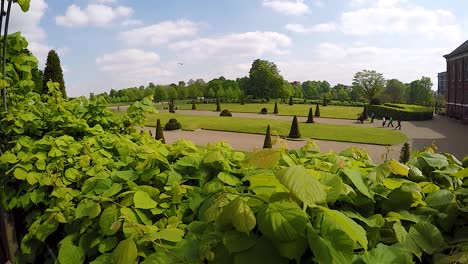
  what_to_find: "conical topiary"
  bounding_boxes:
[263,125,272,149]
[216,98,221,111]
[362,104,368,119]
[322,96,327,106]
[288,115,301,138]
[399,142,410,164]
[314,103,320,117]
[192,100,196,110]
[306,107,314,123]
[289,96,293,105]
[274,102,278,114]
[169,99,175,113]
[155,119,165,143]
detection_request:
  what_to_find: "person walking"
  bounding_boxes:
[395,119,402,130]
[370,112,375,123]
[387,116,394,127]
[382,116,386,127]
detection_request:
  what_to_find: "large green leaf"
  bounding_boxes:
[0,152,17,164]
[217,197,256,233]
[318,206,368,250]
[242,149,282,169]
[217,172,241,186]
[342,168,373,200]
[356,243,413,264]
[307,225,354,264]
[388,159,409,176]
[408,221,447,254]
[75,200,101,219]
[222,230,258,254]
[233,236,288,264]
[276,165,327,205]
[274,238,308,261]
[58,236,85,264]
[112,239,138,264]
[425,189,454,209]
[257,200,308,242]
[99,205,120,236]
[146,228,184,243]
[16,0,31,12]
[419,153,449,169]
[133,191,157,209]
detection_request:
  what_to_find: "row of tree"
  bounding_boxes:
[97,60,438,107]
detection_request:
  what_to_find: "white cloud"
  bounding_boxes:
[94,0,117,3]
[285,23,337,33]
[340,1,462,44]
[56,4,132,27]
[262,0,309,15]
[122,19,144,27]
[119,19,199,47]
[96,49,173,82]
[277,42,446,86]
[170,31,291,60]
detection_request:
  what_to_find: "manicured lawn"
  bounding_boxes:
[163,102,363,119]
[132,112,407,145]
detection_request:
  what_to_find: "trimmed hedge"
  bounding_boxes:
[220,109,232,117]
[164,118,182,130]
[367,104,433,121]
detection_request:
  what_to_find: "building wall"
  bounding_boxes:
[438,72,447,95]
[446,54,468,122]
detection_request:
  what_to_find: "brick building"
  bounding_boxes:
[437,72,447,95]
[444,40,468,122]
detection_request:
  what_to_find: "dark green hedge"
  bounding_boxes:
[367,104,433,121]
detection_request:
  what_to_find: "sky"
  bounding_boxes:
[9,0,468,97]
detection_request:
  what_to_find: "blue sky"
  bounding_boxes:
[10,0,468,97]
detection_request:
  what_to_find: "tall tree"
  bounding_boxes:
[42,50,66,97]
[383,79,407,103]
[153,85,167,102]
[248,59,284,99]
[352,70,386,102]
[31,68,43,93]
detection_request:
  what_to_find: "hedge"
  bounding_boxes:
[367,104,433,121]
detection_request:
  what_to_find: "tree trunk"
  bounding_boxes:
[0,209,18,263]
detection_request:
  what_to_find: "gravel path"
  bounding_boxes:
[128,108,468,162]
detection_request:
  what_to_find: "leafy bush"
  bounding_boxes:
[368,103,433,121]
[289,96,294,105]
[164,118,182,130]
[370,97,381,105]
[192,101,196,110]
[220,109,232,117]
[260,107,268,115]
[399,142,410,163]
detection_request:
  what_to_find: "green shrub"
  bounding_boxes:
[164,118,182,130]
[367,104,433,121]
[370,97,381,105]
[314,103,320,117]
[263,125,272,148]
[155,119,165,143]
[362,104,368,119]
[220,109,232,117]
[274,102,278,114]
[192,101,196,110]
[260,107,268,115]
[216,98,221,111]
[289,96,293,105]
[306,107,314,123]
[399,142,410,163]
[288,115,301,138]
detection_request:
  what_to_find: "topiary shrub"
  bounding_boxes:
[370,97,381,105]
[289,96,293,105]
[260,107,268,115]
[263,125,272,149]
[155,119,165,143]
[322,96,328,106]
[274,102,278,114]
[306,107,314,123]
[220,109,232,117]
[399,142,410,164]
[314,103,320,117]
[362,104,368,119]
[288,115,301,138]
[192,100,196,110]
[367,104,433,121]
[216,98,221,111]
[164,118,182,130]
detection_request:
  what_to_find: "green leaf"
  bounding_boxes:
[388,159,409,176]
[342,168,373,200]
[258,200,308,242]
[113,170,138,181]
[243,149,282,169]
[318,206,368,250]
[13,167,27,180]
[357,243,413,264]
[276,165,327,205]
[98,237,118,253]
[307,225,354,264]
[234,236,288,264]
[222,230,258,254]
[217,172,241,186]
[274,238,308,261]
[58,236,85,264]
[454,167,468,179]
[16,0,31,12]
[147,228,185,243]
[99,205,120,236]
[112,239,138,264]
[0,152,17,164]
[133,191,157,209]
[75,200,101,219]
[419,152,449,169]
[90,254,112,264]
[408,221,447,254]
[425,189,454,209]
[217,197,256,233]
[36,219,58,241]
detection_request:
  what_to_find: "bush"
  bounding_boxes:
[216,98,221,111]
[370,97,381,105]
[399,142,410,163]
[288,115,301,138]
[192,101,196,110]
[263,125,272,148]
[306,107,314,123]
[289,96,293,105]
[274,102,278,114]
[155,119,165,143]
[362,104,368,119]
[367,104,433,121]
[260,107,268,115]
[220,109,232,117]
[164,118,182,130]
[314,103,320,117]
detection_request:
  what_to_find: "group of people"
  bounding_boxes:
[368,112,402,130]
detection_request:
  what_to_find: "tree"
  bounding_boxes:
[399,143,410,163]
[42,50,66,97]
[166,86,178,100]
[248,59,284,99]
[153,85,167,102]
[301,81,319,99]
[383,79,407,103]
[407,77,433,105]
[263,125,272,148]
[289,96,293,105]
[31,68,43,93]
[352,70,386,102]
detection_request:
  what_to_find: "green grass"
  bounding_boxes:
[164,102,363,119]
[132,112,407,145]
